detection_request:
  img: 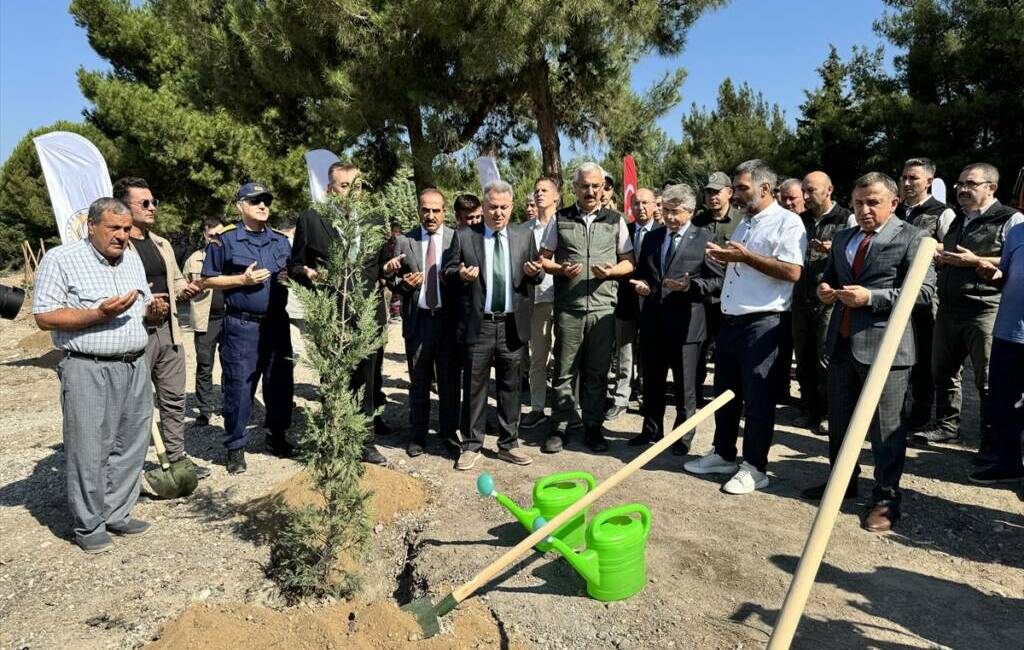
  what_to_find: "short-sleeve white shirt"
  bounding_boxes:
[720,201,807,315]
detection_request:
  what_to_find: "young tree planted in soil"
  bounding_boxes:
[268,189,388,601]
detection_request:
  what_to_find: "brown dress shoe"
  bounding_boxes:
[863,502,899,532]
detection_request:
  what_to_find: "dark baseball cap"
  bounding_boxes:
[235,182,273,202]
[704,172,731,191]
[603,172,615,187]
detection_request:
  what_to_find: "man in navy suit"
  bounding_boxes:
[442,181,545,470]
[628,184,724,454]
[807,172,936,533]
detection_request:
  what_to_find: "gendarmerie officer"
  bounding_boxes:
[202,182,295,474]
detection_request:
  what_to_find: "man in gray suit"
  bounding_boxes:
[443,180,545,469]
[385,189,460,457]
[805,172,936,533]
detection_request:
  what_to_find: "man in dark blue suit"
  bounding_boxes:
[806,172,936,533]
[628,184,724,454]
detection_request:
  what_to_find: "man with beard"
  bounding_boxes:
[685,160,805,495]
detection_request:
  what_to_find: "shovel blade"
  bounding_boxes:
[143,462,197,500]
[400,596,441,639]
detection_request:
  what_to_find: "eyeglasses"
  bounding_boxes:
[243,196,273,207]
[954,180,992,190]
[131,199,159,209]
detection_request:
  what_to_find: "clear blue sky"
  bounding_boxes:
[0,0,894,166]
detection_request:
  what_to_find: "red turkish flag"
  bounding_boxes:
[623,155,637,222]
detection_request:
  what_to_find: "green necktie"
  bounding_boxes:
[492,231,506,313]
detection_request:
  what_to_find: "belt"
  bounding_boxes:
[227,309,266,322]
[419,307,443,316]
[721,311,781,325]
[482,312,508,322]
[65,349,145,363]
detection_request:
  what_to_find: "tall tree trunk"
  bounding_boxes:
[528,55,561,177]
[404,107,436,191]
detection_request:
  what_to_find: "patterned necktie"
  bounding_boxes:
[425,234,438,309]
[839,230,875,337]
[492,231,506,313]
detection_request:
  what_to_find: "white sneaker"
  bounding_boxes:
[722,462,769,495]
[683,450,739,475]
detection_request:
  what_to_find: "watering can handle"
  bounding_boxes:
[535,471,597,494]
[589,504,652,543]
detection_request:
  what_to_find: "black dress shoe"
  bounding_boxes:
[801,481,858,501]
[585,427,609,453]
[374,416,393,436]
[362,444,387,465]
[628,432,662,447]
[406,441,425,458]
[912,429,960,444]
[266,433,297,458]
[542,434,564,454]
[863,500,900,532]
[226,449,247,474]
[195,414,210,427]
[671,439,689,456]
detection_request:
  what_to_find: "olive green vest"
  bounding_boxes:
[552,206,621,313]
[938,200,1016,312]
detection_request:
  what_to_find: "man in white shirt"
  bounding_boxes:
[684,159,807,494]
[386,189,460,457]
[521,176,561,428]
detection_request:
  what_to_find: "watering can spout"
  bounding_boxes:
[496,493,540,532]
[531,517,601,585]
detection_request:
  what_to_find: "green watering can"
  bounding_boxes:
[476,471,596,551]
[534,503,652,602]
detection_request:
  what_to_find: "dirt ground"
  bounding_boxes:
[1,277,1022,650]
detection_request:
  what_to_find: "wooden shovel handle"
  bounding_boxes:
[150,409,170,468]
[452,389,735,604]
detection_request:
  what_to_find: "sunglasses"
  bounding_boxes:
[243,196,273,207]
[132,199,160,209]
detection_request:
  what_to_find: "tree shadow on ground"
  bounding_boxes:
[0,444,71,541]
[420,521,525,551]
[731,555,1024,650]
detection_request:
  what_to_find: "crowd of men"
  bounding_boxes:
[31,156,1023,553]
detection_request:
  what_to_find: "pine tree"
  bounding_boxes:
[267,188,388,601]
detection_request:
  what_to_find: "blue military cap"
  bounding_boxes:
[235,181,273,202]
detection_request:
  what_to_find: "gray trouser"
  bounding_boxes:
[610,317,639,408]
[791,301,832,419]
[58,354,152,544]
[528,301,555,412]
[551,309,616,428]
[932,308,995,440]
[145,322,187,461]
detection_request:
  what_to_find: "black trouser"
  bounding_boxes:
[989,337,1024,472]
[827,339,911,502]
[373,345,386,409]
[907,303,935,425]
[792,301,832,420]
[696,301,722,398]
[193,313,223,418]
[641,321,700,438]
[405,311,460,445]
[461,318,522,452]
[712,312,788,472]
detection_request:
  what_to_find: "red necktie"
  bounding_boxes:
[839,231,874,337]
[425,235,438,308]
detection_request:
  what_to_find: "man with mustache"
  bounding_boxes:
[914,163,1024,463]
[540,162,635,453]
[33,197,169,552]
[684,160,806,495]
